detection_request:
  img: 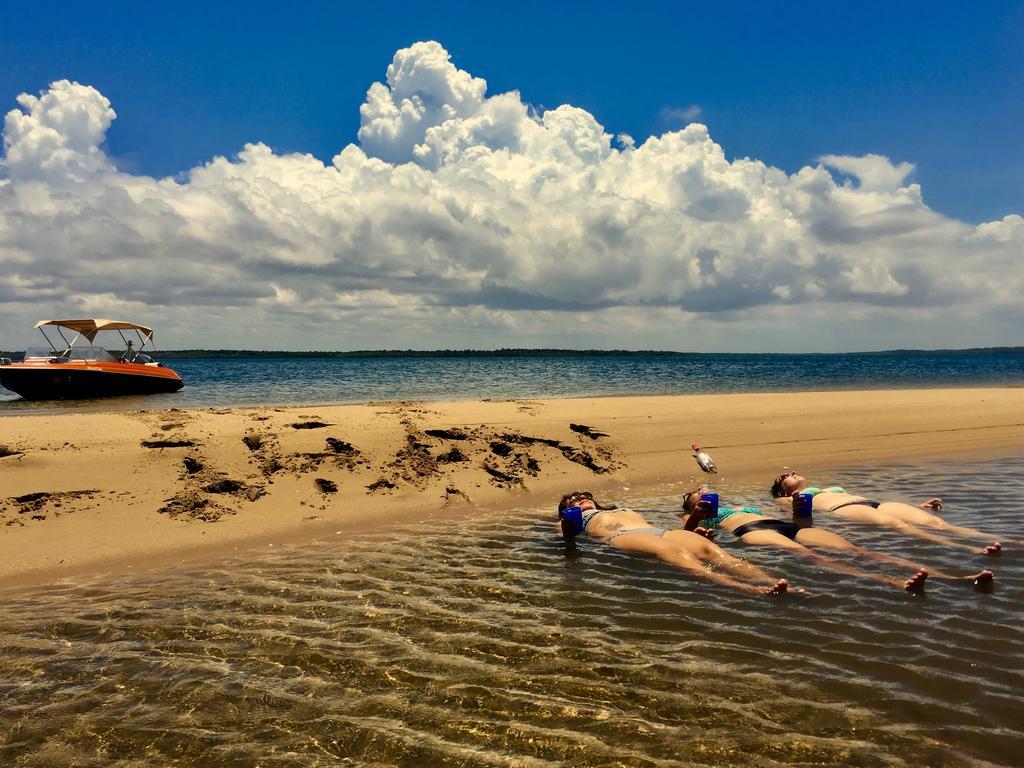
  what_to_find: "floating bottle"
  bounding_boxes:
[692,443,717,474]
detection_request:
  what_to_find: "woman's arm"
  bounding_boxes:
[682,500,718,532]
[556,518,577,550]
[682,512,703,531]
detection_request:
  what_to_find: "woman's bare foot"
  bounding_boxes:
[904,568,928,592]
[765,578,788,596]
[969,569,994,587]
[984,542,1002,556]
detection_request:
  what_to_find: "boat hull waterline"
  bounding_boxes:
[0,362,184,400]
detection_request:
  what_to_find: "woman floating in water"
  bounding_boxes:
[770,471,1003,555]
[680,487,994,591]
[556,490,790,596]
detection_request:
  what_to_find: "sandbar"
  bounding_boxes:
[1,387,1022,589]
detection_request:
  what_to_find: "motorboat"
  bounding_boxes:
[0,319,184,400]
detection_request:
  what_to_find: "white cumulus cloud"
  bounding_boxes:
[819,153,915,192]
[0,41,1021,351]
[3,79,116,181]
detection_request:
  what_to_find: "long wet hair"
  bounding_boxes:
[770,473,791,498]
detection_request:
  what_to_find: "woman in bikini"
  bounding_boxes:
[556,490,790,596]
[680,487,993,591]
[770,472,1003,555]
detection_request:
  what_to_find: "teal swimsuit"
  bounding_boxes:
[800,486,845,496]
[701,505,763,529]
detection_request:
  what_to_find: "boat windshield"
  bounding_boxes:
[23,345,152,363]
[67,346,117,362]
[26,346,119,362]
[23,347,55,360]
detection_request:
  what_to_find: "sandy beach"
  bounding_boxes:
[2,387,1023,588]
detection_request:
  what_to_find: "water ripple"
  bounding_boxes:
[2,455,1024,766]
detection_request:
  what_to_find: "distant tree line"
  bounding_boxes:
[147,348,691,359]
[1,347,1022,360]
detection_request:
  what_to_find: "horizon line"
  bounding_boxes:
[6,346,1022,358]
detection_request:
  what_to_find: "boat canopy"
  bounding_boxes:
[34,319,155,343]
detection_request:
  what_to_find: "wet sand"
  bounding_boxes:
[2,387,1023,588]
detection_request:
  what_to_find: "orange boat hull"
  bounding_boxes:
[0,360,184,400]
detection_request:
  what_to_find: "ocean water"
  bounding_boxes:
[1,349,1023,412]
[1,454,1022,767]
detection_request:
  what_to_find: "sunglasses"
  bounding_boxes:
[682,488,705,511]
[561,491,594,511]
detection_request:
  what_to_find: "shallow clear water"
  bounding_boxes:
[2,350,1023,412]
[2,454,1023,767]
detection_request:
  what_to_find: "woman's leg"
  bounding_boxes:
[798,527,924,566]
[740,528,910,588]
[826,504,991,554]
[678,531,785,584]
[796,527,995,585]
[610,531,789,595]
[890,520,993,554]
[878,502,1002,544]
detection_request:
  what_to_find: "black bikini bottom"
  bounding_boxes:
[829,499,882,512]
[731,518,801,540]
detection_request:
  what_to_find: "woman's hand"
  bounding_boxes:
[682,501,718,533]
[920,498,943,511]
[556,519,577,549]
[694,499,716,519]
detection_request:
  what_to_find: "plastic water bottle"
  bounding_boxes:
[692,443,717,474]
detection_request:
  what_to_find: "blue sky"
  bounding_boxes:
[0,2,1022,351]
[4,1,1020,223]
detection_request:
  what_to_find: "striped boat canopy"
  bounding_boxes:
[34,319,155,343]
